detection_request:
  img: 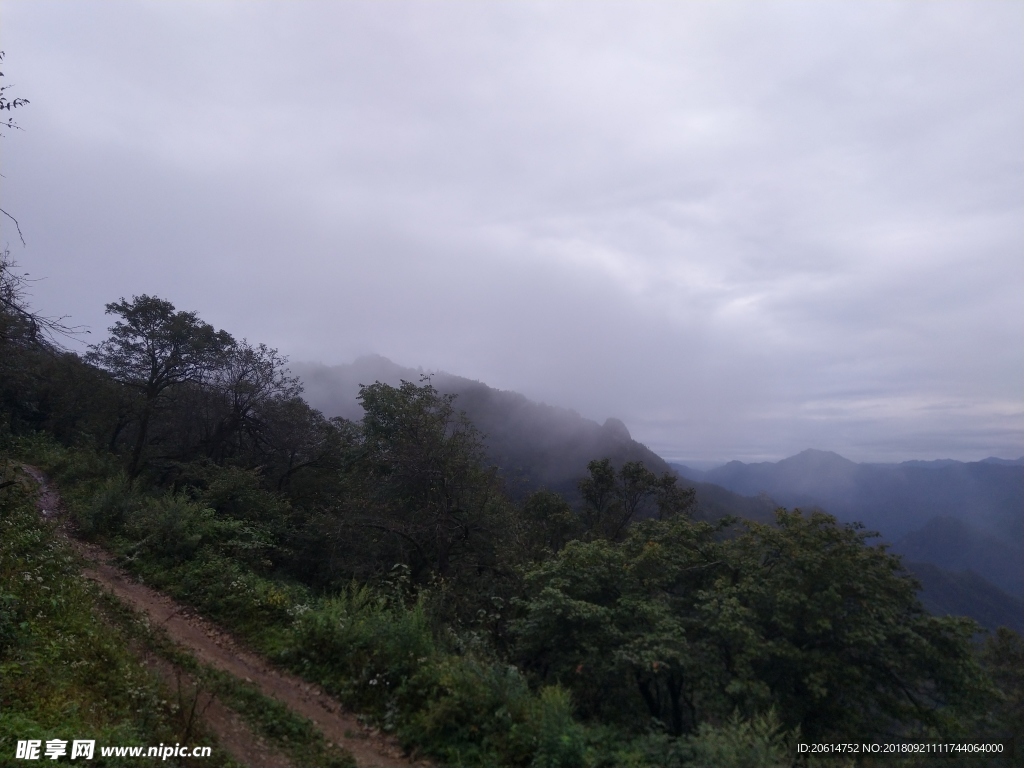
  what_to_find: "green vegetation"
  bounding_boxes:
[0,463,239,767]
[88,583,355,768]
[3,273,1022,766]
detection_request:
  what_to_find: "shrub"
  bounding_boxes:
[400,655,535,765]
[122,493,274,568]
[76,472,139,536]
[196,464,291,525]
[9,432,119,487]
[680,710,795,768]
[518,686,588,768]
[284,585,436,717]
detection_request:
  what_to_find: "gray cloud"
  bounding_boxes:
[2,0,1021,463]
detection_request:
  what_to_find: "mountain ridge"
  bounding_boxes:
[292,356,669,497]
[680,449,1023,601]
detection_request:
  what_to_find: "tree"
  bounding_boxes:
[1,51,30,244]
[512,514,726,734]
[205,340,303,463]
[0,52,29,132]
[578,458,695,541]
[700,509,988,742]
[519,489,581,558]
[257,395,351,492]
[335,378,506,582]
[0,249,78,350]
[977,628,1024,749]
[513,508,989,742]
[1,250,92,437]
[86,295,233,476]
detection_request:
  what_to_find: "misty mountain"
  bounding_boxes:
[904,562,1023,634]
[897,457,1024,469]
[293,356,668,494]
[890,517,1022,599]
[292,356,777,522]
[675,449,1023,599]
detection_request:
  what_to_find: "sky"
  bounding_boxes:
[1,1,1021,464]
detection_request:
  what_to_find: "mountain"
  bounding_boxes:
[697,449,1023,599]
[980,456,1024,467]
[294,356,668,496]
[669,463,708,482]
[293,357,778,523]
[701,449,1022,538]
[891,517,1022,598]
[904,562,1024,634]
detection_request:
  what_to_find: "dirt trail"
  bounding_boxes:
[22,466,425,768]
[137,653,292,768]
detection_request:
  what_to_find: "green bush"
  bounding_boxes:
[277,582,596,767]
[284,585,436,716]
[76,472,139,536]
[397,659,588,768]
[195,464,291,525]
[680,711,795,768]
[400,655,533,764]
[518,686,588,768]
[122,493,274,568]
[9,432,120,488]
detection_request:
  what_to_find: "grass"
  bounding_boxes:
[93,589,355,768]
[0,460,240,767]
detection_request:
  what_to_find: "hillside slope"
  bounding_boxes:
[295,360,1022,630]
[905,562,1024,634]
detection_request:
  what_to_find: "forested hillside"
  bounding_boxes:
[3,266,1022,766]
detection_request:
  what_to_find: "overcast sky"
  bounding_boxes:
[2,1,1021,464]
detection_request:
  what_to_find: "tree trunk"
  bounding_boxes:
[128,402,152,479]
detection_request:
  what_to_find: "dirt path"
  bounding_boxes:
[137,653,293,768]
[22,466,426,768]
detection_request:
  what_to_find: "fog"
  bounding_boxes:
[2,1,1021,463]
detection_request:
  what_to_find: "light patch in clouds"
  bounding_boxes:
[1,0,1021,464]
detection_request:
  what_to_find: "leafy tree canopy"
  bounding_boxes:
[578,457,695,541]
[513,508,988,743]
[86,295,234,475]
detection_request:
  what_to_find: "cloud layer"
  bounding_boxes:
[3,1,1021,462]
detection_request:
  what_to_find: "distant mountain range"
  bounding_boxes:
[674,449,1022,540]
[294,357,1022,633]
[673,450,1023,631]
[672,449,1023,596]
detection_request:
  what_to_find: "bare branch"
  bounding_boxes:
[0,207,25,245]
[0,248,88,351]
